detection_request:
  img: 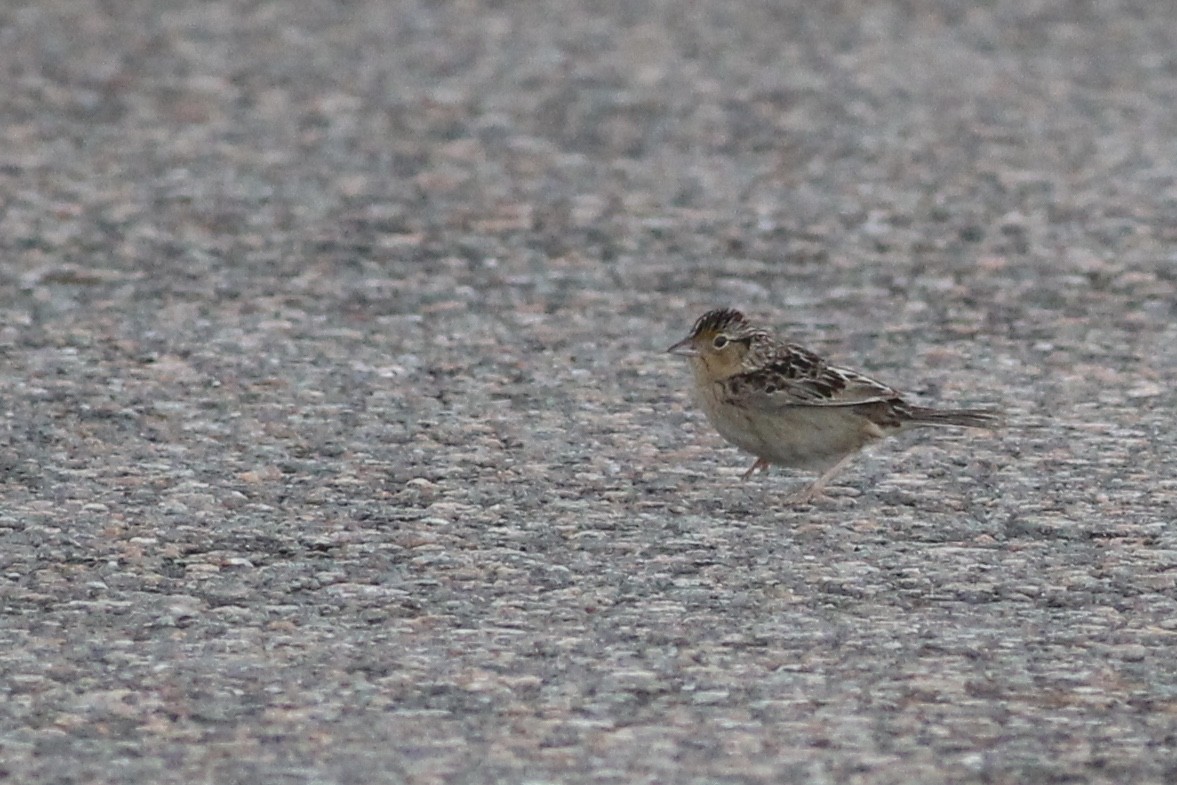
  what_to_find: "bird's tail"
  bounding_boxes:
[903,406,1002,429]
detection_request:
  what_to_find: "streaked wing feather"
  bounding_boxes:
[723,344,901,411]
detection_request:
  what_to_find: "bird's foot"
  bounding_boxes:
[741,458,770,481]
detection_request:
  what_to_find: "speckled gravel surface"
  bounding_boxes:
[2,1,1177,783]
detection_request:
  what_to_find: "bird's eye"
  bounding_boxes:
[712,335,729,349]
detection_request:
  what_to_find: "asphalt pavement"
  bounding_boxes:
[2,1,1176,783]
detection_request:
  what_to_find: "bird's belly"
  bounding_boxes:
[706,403,882,471]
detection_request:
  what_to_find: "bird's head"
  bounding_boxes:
[667,308,759,378]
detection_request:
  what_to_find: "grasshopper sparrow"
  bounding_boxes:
[668,308,999,503]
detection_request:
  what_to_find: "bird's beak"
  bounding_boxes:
[666,336,698,357]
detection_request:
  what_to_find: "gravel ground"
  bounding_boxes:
[2,1,1177,783]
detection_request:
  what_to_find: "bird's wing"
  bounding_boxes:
[722,344,902,411]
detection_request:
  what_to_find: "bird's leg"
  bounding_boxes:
[742,457,770,480]
[787,453,857,505]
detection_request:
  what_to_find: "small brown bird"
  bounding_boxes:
[667,308,999,503]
